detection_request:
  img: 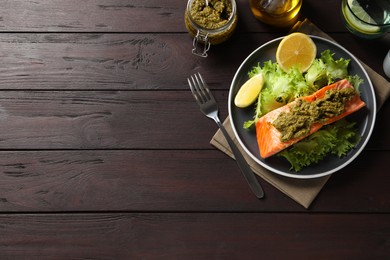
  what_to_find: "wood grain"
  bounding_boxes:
[0,91,386,149]
[0,91,214,149]
[0,213,389,259]
[0,150,388,212]
[0,0,186,33]
[0,0,388,257]
[0,33,388,90]
[0,33,277,90]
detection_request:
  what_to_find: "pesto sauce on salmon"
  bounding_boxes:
[272,87,356,142]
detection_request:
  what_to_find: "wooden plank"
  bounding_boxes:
[0,91,387,149]
[0,33,277,90]
[0,150,389,212]
[0,91,215,149]
[0,0,348,33]
[0,33,387,90]
[0,0,186,33]
[0,213,389,258]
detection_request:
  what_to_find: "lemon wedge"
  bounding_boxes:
[276,32,316,73]
[234,73,264,108]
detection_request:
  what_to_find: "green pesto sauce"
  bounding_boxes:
[272,88,356,142]
[189,0,232,29]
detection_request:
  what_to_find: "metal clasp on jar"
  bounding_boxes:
[192,30,211,58]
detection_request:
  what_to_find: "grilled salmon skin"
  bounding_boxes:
[256,79,366,158]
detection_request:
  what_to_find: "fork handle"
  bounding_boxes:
[215,118,265,199]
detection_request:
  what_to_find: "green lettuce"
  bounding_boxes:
[304,58,329,90]
[278,119,361,172]
[304,50,352,90]
[321,50,350,80]
[347,74,364,93]
[244,61,311,128]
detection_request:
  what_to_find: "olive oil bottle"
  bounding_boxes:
[249,0,302,27]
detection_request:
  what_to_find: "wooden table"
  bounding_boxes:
[0,0,389,258]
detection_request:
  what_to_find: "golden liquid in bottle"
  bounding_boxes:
[249,0,302,27]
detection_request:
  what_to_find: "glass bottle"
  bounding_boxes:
[249,0,302,27]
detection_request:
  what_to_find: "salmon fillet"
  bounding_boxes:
[256,79,366,158]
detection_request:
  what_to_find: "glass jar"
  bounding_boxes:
[341,0,390,39]
[185,0,238,57]
[249,0,302,27]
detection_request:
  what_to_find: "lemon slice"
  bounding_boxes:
[234,73,264,108]
[344,0,380,33]
[276,32,316,73]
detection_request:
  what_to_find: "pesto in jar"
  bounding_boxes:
[189,0,233,29]
[272,88,356,142]
[184,0,237,45]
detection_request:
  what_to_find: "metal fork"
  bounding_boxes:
[188,73,264,199]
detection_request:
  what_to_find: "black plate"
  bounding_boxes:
[228,36,376,179]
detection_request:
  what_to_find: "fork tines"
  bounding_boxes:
[187,73,213,105]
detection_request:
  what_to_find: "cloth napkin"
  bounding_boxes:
[210,19,390,208]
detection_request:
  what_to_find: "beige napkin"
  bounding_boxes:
[210,19,390,208]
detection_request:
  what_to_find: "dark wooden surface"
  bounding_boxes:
[0,0,389,258]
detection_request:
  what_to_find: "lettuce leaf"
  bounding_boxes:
[278,119,361,172]
[244,61,311,128]
[305,58,329,90]
[321,50,350,80]
[347,74,364,93]
[304,50,352,91]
